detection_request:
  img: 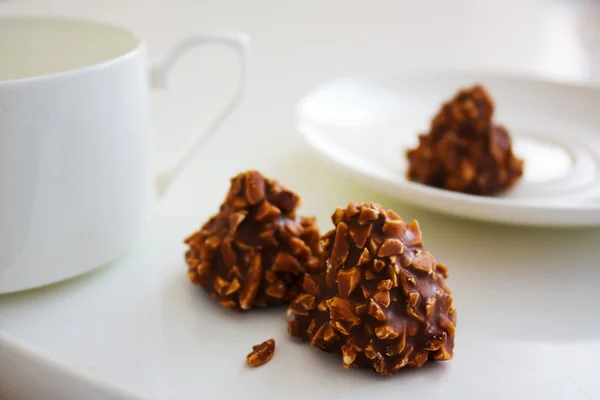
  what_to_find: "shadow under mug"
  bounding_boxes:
[0,17,249,294]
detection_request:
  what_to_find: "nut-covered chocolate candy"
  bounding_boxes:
[287,202,456,376]
[406,84,524,195]
[185,171,321,310]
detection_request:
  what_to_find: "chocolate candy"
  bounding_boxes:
[185,171,321,310]
[287,202,456,376]
[406,84,524,195]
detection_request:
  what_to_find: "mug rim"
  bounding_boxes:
[0,15,145,86]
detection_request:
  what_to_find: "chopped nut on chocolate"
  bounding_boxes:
[406,84,524,195]
[246,339,276,367]
[287,202,456,376]
[185,171,322,310]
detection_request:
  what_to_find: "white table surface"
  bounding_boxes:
[2,0,600,399]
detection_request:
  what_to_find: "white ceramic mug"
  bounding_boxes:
[0,17,249,294]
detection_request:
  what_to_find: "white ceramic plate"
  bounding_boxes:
[296,71,600,227]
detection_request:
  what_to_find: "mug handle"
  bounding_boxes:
[150,32,250,196]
